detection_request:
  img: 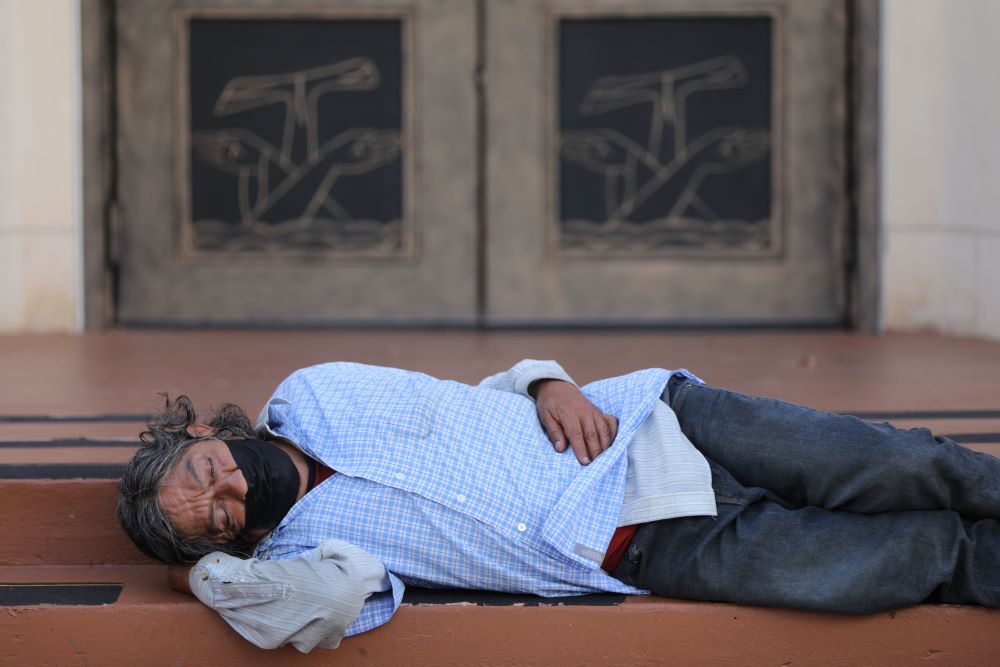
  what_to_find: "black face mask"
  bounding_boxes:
[224,439,300,534]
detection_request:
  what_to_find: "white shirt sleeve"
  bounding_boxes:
[476,359,576,399]
[188,539,391,653]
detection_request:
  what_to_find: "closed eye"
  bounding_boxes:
[207,457,229,537]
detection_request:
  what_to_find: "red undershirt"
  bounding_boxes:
[306,459,635,574]
[310,461,336,488]
[601,525,638,573]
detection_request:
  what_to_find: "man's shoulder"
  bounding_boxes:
[275,362,417,390]
[284,362,434,381]
[271,363,442,406]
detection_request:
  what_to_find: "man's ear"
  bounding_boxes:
[185,423,215,438]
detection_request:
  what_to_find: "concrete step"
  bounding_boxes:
[3,331,1000,420]
[3,474,1000,664]
[0,479,147,565]
[3,418,999,473]
[1,565,999,665]
[5,415,1000,567]
[1,333,1000,662]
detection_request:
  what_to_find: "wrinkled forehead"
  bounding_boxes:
[157,440,219,534]
[180,437,230,465]
[162,438,225,491]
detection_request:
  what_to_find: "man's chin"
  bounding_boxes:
[243,527,271,543]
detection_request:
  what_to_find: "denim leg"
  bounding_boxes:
[665,378,1000,518]
[612,460,1000,613]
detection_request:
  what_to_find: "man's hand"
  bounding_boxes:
[531,379,619,465]
[167,563,194,595]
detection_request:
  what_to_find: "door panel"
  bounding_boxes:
[116,0,477,325]
[485,0,847,324]
[115,0,850,327]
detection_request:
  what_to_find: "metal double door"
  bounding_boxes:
[116,0,848,326]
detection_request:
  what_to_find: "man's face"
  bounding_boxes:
[159,438,249,544]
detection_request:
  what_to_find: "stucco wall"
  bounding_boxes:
[0,0,82,332]
[881,0,1000,339]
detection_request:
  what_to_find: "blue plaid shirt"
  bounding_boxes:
[253,362,680,636]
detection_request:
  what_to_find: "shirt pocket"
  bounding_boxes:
[211,581,292,608]
[371,377,434,440]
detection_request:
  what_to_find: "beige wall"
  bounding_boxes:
[0,0,81,332]
[881,0,1000,339]
[0,0,998,335]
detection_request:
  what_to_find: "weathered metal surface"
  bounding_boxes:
[486,0,849,324]
[115,0,478,324]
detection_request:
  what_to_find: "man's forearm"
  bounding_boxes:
[185,543,393,652]
[168,563,194,595]
[528,378,568,399]
[477,359,576,397]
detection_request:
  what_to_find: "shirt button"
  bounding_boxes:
[395,473,404,480]
[455,494,467,503]
[517,522,527,532]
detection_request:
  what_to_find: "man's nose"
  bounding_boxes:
[220,467,249,500]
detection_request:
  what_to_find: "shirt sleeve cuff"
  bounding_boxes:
[511,360,577,399]
[188,552,228,608]
[188,551,248,609]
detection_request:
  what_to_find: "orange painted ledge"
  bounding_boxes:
[0,480,147,566]
[2,566,1000,666]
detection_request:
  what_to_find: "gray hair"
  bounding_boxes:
[116,395,257,564]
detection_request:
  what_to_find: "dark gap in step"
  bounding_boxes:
[851,410,1000,420]
[2,410,1000,424]
[403,589,625,606]
[0,414,149,423]
[941,433,1000,444]
[0,439,139,448]
[0,582,122,605]
[1,434,999,479]
[0,464,126,479]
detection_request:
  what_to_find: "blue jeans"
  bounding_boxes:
[610,378,1000,613]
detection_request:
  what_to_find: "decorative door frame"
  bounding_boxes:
[81,0,881,329]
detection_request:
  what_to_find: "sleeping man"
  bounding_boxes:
[117,360,1000,651]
